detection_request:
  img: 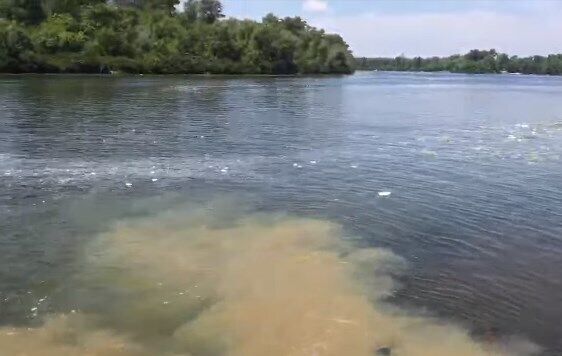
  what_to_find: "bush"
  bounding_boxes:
[33,14,86,53]
[0,20,34,71]
[0,1,356,74]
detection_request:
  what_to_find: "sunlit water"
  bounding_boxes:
[1,72,561,355]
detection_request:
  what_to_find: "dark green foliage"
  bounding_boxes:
[0,20,35,71]
[0,0,354,74]
[181,0,198,24]
[0,0,46,24]
[198,0,223,24]
[355,49,562,75]
[0,0,107,24]
[141,0,179,16]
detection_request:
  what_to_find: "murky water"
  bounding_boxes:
[1,72,561,355]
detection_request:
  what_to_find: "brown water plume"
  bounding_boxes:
[0,207,539,356]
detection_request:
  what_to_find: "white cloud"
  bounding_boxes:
[310,9,562,57]
[303,0,328,13]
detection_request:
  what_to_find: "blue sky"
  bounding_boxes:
[213,0,562,57]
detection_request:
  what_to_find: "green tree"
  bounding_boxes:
[0,0,356,74]
[142,0,179,15]
[262,13,278,25]
[198,0,223,24]
[181,0,198,23]
[545,54,562,75]
[354,48,562,76]
[280,16,307,34]
[34,13,86,53]
[42,0,106,17]
[0,20,34,70]
[0,0,46,24]
[496,53,509,71]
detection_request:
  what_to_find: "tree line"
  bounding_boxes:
[355,49,562,75]
[0,0,354,74]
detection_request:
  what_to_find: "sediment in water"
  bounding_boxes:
[0,206,539,355]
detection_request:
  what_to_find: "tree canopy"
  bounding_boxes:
[355,49,562,75]
[0,0,355,74]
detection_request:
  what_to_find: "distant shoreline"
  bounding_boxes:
[0,72,349,78]
[355,50,562,76]
[2,71,559,79]
[354,69,561,77]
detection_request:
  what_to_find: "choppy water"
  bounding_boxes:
[0,72,561,355]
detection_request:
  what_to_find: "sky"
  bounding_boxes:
[214,0,562,58]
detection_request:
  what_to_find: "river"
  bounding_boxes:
[1,72,561,355]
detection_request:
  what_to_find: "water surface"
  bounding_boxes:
[1,72,561,354]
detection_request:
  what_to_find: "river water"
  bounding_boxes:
[0,72,561,355]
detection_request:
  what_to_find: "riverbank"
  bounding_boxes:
[355,69,560,77]
[355,49,562,75]
[0,2,354,75]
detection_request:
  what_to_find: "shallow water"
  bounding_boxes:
[1,72,561,355]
